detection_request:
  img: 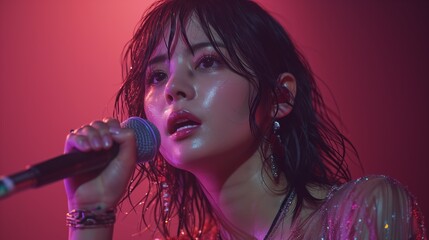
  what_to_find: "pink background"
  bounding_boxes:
[1,0,428,239]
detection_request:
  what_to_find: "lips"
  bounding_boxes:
[167,110,202,138]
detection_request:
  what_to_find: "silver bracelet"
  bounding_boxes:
[66,207,116,229]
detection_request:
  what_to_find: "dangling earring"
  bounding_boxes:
[270,120,281,181]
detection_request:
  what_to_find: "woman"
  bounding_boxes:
[64,0,426,239]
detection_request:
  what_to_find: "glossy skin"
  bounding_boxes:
[64,119,137,239]
[144,18,259,177]
[63,18,263,238]
[63,18,296,240]
[63,5,426,239]
[143,18,296,238]
[64,119,136,209]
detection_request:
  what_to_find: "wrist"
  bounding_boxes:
[66,206,117,229]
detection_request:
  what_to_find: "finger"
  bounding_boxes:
[102,118,122,136]
[78,124,105,151]
[90,120,113,149]
[64,132,91,153]
[102,117,121,129]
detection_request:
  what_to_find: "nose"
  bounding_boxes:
[164,68,195,104]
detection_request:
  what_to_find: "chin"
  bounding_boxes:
[165,151,216,173]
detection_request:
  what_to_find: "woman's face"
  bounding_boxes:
[143,18,260,172]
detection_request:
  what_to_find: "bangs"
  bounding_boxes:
[121,0,272,121]
[133,0,254,83]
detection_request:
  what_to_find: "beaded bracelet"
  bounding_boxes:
[66,207,116,229]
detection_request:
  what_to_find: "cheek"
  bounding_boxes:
[144,91,165,129]
[144,98,172,160]
[215,79,251,114]
[144,101,158,121]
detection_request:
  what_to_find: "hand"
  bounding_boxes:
[64,118,136,211]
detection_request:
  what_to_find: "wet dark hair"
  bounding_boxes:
[115,0,357,238]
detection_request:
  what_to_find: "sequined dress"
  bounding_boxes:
[175,175,426,239]
[288,175,426,239]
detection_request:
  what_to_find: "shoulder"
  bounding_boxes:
[325,175,412,223]
[329,175,408,203]
[321,175,426,239]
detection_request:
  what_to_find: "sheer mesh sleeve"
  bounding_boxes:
[292,175,426,239]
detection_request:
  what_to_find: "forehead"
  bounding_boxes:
[150,16,222,58]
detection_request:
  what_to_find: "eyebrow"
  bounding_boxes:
[148,41,226,66]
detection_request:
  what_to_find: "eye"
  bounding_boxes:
[196,54,223,70]
[147,70,167,85]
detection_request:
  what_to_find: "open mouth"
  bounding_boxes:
[167,110,202,135]
[172,119,200,133]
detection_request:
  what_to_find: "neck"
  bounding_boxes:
[192,151,290,239]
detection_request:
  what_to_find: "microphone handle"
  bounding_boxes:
[0,143,119,199]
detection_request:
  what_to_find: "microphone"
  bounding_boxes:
[0,117,160,199]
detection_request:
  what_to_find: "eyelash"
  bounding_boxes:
[145,53,224,85]
[146,70,167,85]
[195,54,224,70]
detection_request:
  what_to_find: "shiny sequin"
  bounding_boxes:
[289,175,427,239]
[172,175,426,239]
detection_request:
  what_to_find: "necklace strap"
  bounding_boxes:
[264,189,296,240]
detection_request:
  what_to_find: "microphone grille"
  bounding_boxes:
[121,117,160,163]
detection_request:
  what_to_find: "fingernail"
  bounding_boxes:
[109,127,121,135]
[102,135,111,148]
[91,139,102,148]
[80,140,90,151]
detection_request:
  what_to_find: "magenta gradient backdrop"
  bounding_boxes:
[1,1,428,239]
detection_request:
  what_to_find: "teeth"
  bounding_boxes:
[176,124,197,132]
[175,119,197,132]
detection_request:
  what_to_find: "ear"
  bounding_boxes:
[272,72,297,119]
